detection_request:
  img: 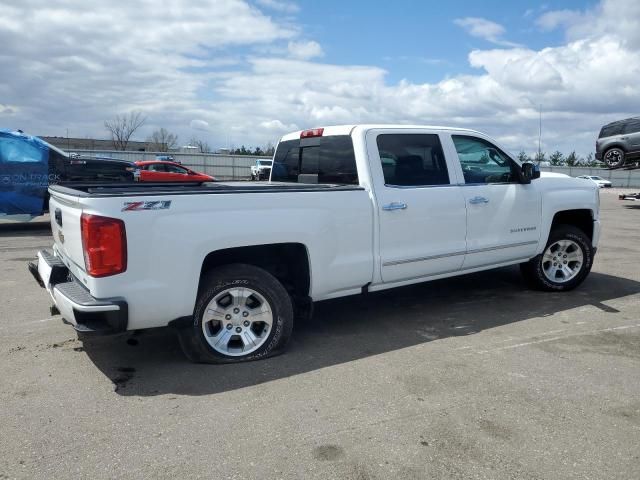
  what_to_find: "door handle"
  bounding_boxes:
[469,196,489,205]
[382,202,408,211]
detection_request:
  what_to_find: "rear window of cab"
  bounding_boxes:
[271,135,358,185]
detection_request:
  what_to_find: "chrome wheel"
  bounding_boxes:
[201,287,273,356]
[605,149,623,168]
[542,240,584,283]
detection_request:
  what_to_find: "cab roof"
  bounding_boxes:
[279,124,485,142]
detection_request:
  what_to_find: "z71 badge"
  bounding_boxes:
[122,200,172,211]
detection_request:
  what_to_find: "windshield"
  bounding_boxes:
[257,160,272,166]
[590,176,603,180]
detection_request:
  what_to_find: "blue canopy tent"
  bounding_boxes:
[0,129,63,220]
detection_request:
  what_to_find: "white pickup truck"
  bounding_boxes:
[30,125,601,363]
[250,159,273,180]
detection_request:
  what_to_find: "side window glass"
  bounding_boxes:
[272,141,300,182]
[376,134,450,186]
[624,120,640,135]
[452,136,518,184]
[166,165,187,174]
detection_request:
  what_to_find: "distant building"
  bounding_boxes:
[40,136,152,152]
[180,145,200,153]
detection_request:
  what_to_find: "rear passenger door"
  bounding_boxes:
[366,129,467,283]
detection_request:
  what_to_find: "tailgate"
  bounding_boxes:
[48,190,86,273]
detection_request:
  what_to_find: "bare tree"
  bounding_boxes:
[104,111,147,151]
[189,136,211,153]
[147,128,178,152]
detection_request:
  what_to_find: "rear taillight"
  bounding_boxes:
[81,214,127,277]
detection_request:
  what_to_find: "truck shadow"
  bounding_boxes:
[0,220,51,235]
[80,267,640,396]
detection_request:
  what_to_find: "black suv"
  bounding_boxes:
[595,117,640,168]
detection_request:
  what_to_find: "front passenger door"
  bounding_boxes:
[449,135,541,269]
[623,118,640,152]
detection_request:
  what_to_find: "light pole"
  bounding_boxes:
[538,104,542,165]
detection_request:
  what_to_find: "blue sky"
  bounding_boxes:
[275,0,591,82]
[1,0,638,156]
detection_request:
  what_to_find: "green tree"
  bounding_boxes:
[517,151,531,163]
[549,150,564,166]
[565,151,578,166]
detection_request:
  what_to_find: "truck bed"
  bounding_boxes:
[50,181,363,197]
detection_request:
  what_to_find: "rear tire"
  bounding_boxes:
[520,225,594,292]
[177,264,294,363]
[604,147,625,169]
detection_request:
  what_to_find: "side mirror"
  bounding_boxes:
[521,162,540,184]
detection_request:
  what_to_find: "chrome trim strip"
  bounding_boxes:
[382,240,538,267]
[467,240,538,255]
[383,183,457,189]
[384,250,466,267]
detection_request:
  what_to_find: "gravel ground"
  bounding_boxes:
[0,189,639,479]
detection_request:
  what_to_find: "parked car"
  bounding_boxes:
[595,117,640,168]
[31,124,600,363]
[577,175,612,188]
[0,129,138,220]
[250,159,273,180]
[135,161,214,182]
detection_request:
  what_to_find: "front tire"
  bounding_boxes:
[177,264,294,363]
[604,147,625,169]
[520,225,594,292]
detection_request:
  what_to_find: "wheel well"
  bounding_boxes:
[199,243,310,300]
[551,210,594,241]
[604,144,626,153]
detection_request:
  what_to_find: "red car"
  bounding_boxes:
[135,161,215,182]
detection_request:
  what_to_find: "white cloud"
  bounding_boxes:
[454,17,521,47]
[260,119,299,132]
[190,120,211,131]
[0,0,295,140]
[256,0,299,13]
[537,0,640,49]
[536,9,582,31]
[0,104,17,115]
[287,40,324,60]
